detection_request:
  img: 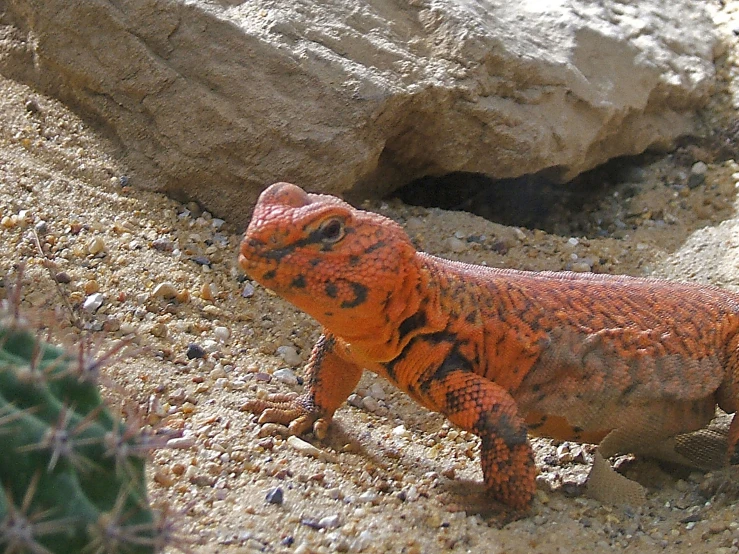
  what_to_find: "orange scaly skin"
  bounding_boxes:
[239,182,739,510]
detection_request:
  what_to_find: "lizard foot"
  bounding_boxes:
[586,450,647,506]
[241,392,331,439]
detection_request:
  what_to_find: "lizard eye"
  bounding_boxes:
[317,218,345,244]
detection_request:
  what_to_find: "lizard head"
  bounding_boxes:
[239,182,417,335]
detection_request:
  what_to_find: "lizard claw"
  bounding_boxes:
[241,392,330,438]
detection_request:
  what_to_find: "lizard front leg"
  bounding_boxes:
[243,334,363,438]
[419,367,536,510]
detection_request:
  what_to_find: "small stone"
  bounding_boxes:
[287,435,337,462]
[273,368,299,385]
[102,317,121,332]
[201,339,220,353]
[392,425,410,438]
[402,486,419,502]
[34,220,48,234]
[276,345,301,366]
[317,515,340,529]
[265,487,284,505]
[25,98,41,113]
[214,326,231,342]
[556,442,573,463]
[368,382,385,400]
[361,396,379,412]
[87,236,106,255]
[351,531,374,552]
[191,255,211,267]
[190,474,215,487]
[567,237,579,246]
[446,237,467,253]
[691,161,708,175]
[347,394,363,408]
[242,282,255,298]
[152,282,179,299]
[570,261,592,273]
[300,518,322,530]
[166,437,196,449]
[186,343,207,359]
[687,173,705,189]
[84,280,100,294]
[357,491,377,503]
[82,293,105,313]
[200,282,215,300]
[153,470,175,487]
[151,238,175,252]
[149,322,168,338]
[54,271,71,284]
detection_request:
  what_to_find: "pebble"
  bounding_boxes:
[265,487,284,505]
[570,261,592,273]
[401,485,419,502]
[392,425,410,438]
[151,238,175,252]
[82,293,105,313]
[357,491,377,504]
[361,396,380,413]
[367,382,385,400]
[446,237,467,253]
[214,326,231,342]
[317,515,340,529]
[152,282,178,299]
[200,282,215,300]
[287,435,337,462]
[84,280,100,294]
[191,255,211,267]
[242,282,255,298]
[166,437,196,449]
[556,443,574,463]
[350,530,374,552]
[347,394,363,408]
[273,368,299,385]
[276,345,301,366]
[687,173,705,189]
[87,236,106,255]
[201,339,220,353]
[691,161,708,175]
[190,474,216,487]
[54,271,71,284]
[34,220,48,235]
[287,435,323,457]
[186,343,207,359]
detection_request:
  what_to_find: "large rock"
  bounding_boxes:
[0,0,717,226]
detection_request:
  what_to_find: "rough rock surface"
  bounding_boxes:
[0,0,718,226]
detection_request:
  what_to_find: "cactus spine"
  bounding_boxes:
[0,289,169,553]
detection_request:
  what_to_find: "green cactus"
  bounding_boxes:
[0,291,170,553]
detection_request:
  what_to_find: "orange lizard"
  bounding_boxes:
[238,182,739,510]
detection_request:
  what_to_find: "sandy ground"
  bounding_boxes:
[3,4,739,553]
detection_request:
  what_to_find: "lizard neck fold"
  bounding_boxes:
[322,252,447,364]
